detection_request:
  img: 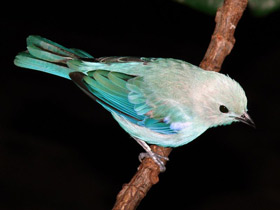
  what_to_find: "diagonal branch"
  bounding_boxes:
[112,0,248,209]
[200,0,248,71]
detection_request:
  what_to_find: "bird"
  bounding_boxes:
[14,35,254,172]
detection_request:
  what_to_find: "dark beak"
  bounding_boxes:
[235,112,255,128]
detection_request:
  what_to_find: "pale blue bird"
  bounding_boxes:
[14,35,254,171]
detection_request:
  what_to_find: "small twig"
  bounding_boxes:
[113,0,248,209]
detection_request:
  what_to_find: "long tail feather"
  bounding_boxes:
[14,35,93,79]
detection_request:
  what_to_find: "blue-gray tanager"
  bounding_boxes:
[14,36,254,171]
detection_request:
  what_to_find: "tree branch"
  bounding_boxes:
[200,0,248,71]
[112,0,248,209]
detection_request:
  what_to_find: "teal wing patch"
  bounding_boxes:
[70,70,179,134]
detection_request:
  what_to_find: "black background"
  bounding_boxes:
[1,1,280,209]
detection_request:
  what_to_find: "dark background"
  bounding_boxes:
[1,1,280,209]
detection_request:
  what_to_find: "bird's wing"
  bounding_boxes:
[70,70,191,135]
[67,55,158,77]
[126,76,192,128]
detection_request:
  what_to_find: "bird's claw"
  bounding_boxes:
[138,152,169,172]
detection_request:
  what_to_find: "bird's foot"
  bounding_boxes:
[133,137,169,172]
[138,152,169,172]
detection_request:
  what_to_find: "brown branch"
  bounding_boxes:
[200,0,248,71]
[113,0,248,209]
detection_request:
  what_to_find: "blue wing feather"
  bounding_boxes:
[74,70,178,135]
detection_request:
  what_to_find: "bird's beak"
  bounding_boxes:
[235,112,255,128]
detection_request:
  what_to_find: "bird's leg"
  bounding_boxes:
[133,138,169,172]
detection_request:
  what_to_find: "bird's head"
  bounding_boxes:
[191,72,254,128]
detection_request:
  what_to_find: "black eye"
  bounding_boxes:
[219,105,229,113]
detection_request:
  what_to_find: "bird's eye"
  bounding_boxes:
[219,105,229,113]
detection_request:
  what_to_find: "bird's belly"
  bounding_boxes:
[112,112,208,148]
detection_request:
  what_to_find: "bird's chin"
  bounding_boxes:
[210,119,234,128]
[221,119,235,126]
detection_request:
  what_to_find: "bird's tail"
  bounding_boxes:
[14,35,94,79]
